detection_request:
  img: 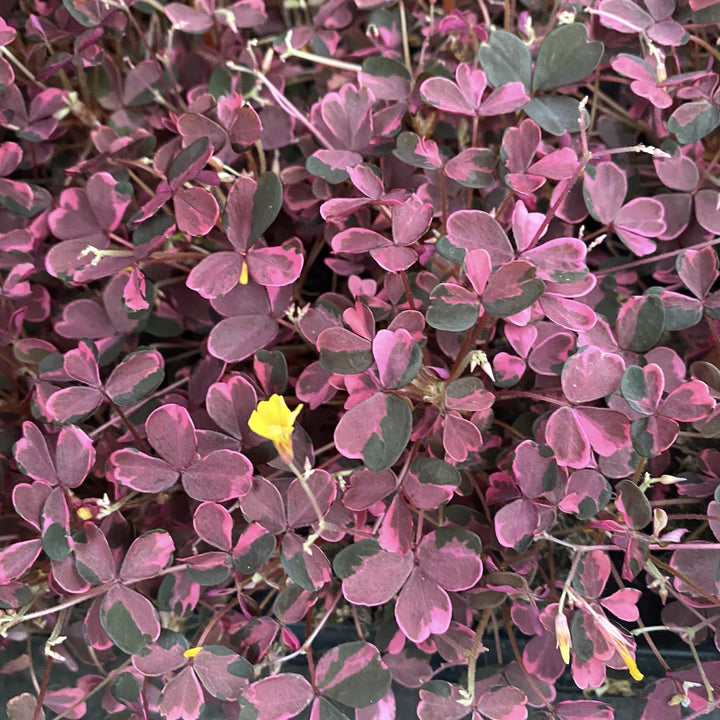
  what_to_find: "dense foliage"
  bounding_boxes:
[1,0,720,718]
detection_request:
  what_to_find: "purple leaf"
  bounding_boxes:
[373,329,422,389]
[342,469,396,511]
[182,449,253,502]
[562,347,625,404]
[417,528,483,591]
[286,469,336,529]
[173,186,219,236]
[132,632,188,677]
[159,665,204,720]
[420,75,476,116]
[447,209,514,262]
[164,3,213,33]
[616,295,665,352]
[110,448,179,493]
[120,530,175,583]
[483,261,545,318]
[600,589,641,622]
[247,241,304,287]
[12,481,52,531]
[104,348,165,406]
[240,476,287,535]
[480,82,530,115]
[555,700,615,720]
[379,494,413,555]
[677,246,718,300]
[660,380,715,421]
[475,686,528,720]
[318,327,373,375]
[583,163,626,224]
[146,404,197,470]
[73,524,116,585]
[541,295,597,333]
[192,645,252,700]
[513,440,563,499]
[334,392,412,471]
[63,341,101,387]
[695,189,720,235]
[315,641,392,707]
[187,251,244,299]
[193,502,233,551]
[46,386,104,425]
[596,0,654,32]
[206,374,257,439]
[333,539,413,605]
[238,674,314,720]
[208,313,277,363]
[559,470,611,518]
[0,539,43,583]
[100,583,161,654]
[396,567,452,643]
[495,498,539,552]
[281,532,331,591]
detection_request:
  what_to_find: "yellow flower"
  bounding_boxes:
[76,507,93,521]
[597,616,644,681]
[248,394,303,464]
[555,613,571,665]
[184,646,203,658]
[615,641,644,681]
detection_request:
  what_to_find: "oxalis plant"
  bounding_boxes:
[1,0,720,718]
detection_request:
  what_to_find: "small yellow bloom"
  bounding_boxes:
[76,507,93,521]
[555,613,571,665]
[239,259,249,285]
[598,616,644,681]
[184,646,203,658]
[615,641,644,681]
[248,394,303,464]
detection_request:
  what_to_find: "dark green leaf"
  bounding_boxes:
[251,172,283,241]
[478,30,532,90]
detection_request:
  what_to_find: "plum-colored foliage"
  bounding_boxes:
[1,1,720,719]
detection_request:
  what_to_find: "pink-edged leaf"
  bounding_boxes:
[418,680,471,720]
[332,227,390,254]
[356,688,396,720]
[503,119,542,173]
[247,241,304,287]
[173,186,219,236]
[660,380,715,421]
[420,76,475,115]
[224,175,255,252]
[575,550,611,599]
[333,539,413,606]
[483,260,545,318]
[12,481,53,531]
[417,528,483,591]
[281,532,331,591]
[164,2,213,32]
[631,415,678,456]
[396,567,452,643]
[232,523,276,575]
[182,449,253,502]
[240,476,287,535]
[616,294,665,352]
[546,407,591,468]
[104,349,164,407]
[185,551,233,586]
[600,588,641,621]
[513,440,563,499]
[494,498,539,552]
[677,246,718,300]
[614,198,665,238]
[479,81,529,115]
[73,524,116,585]
[444,378,493,413]
[14,422,58,485]
[146,404,197,470]
[187,251,244,299]
[540,295,597,333]
[528,148,579,180]
[208,313,277,362]
[335,392,412,471]
[120,530,175,583]
[562,347,626,404]
[523,238,587,283]
[0,539,42,583]
[286,469,336,529]
[446,209,514,262]
[464,248,492,295]
[63,341,101,387]
[583,163,626,224]
[392,193,433,246]
[100,583,161,654]
[616,479,652,530]
[695,189,720,235]
[192,645,252,700]
[427,282,482,331]
[238,674,314,720]
[318,327,373,375]
[110,449,179,493]
[455,63,488,110]
[493,352,526,387]
[342,468,396,511]
[370,245,418,272]
[206,374,257,439]
[6,694,46,720]
[379,493,413,555]
[621,364,664,415]
[445,148,497,189]
[596,0,653,31]
[193,502,233,551]
[555,699,615,720]
[132,631,188,677]
[575,407,631,457]
[373,328,422,390]
[654,146,699,192]
[159,665,203,720]
[442,412,483,463]
[559,470,612,518]
[315,641,392,707]
[46,386,104,425]
[475,686,528,720]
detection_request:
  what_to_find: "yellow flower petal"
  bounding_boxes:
[248,395,303,464]
[76,507,93,521]
[555,613,571,665]
[239,260,249,285]
[184,646,203,658]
